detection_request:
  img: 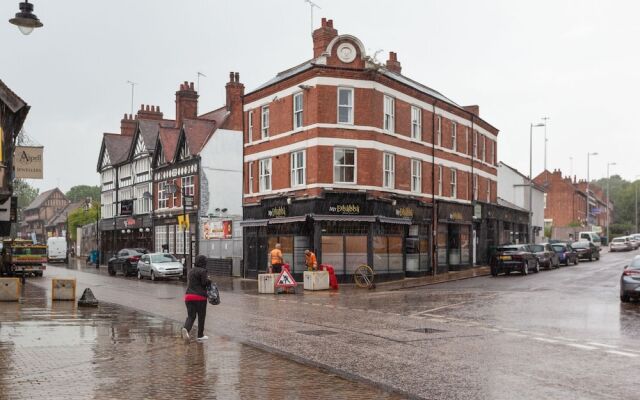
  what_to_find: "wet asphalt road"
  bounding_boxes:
[23,248,640,399]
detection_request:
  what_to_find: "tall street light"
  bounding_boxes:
[635,175,640,234]
[586,152,598,227]
[605,162,616,243]
[8,1,43,35]
[529,122,545,243]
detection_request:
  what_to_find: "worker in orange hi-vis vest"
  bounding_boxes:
[305,249,317,271]
[269,243,284,274]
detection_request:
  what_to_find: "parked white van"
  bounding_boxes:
[579,231,602,249]
[47,237,68,263]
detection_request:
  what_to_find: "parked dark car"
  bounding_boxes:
[551,243,579,266]
[620,255,640,302]
[491,244,539,276]
[571,241,600,261]
[530,243,560,269]
[107,248,148,276]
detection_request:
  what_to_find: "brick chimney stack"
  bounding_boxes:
[463,105,480,117]
[386,51,402,74]
[313,18,338,58]
[120,113,137,136]
[175,81,198,127]
[225,71,245,131]
[137,104,164,120]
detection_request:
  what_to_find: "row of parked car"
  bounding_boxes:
[610,234,640,252]
[491,241,601,276]
[107,248,185,281]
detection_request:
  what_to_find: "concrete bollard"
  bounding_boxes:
[0,278,21,301]
[78,288,98,307]
[258,273,279,294]
[52,278,76,301]
[303,271,330,291]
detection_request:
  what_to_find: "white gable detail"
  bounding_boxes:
[179,139,190,160]
[134,134,146,156]
[101,150,111,169]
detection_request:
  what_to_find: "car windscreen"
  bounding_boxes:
[630,259,640,269]
[612,238,625,243]
[572,242,588,249]
[497,246,522,252]
[530,245,544,252]
[552,245,566,252]
[150,254,178,263]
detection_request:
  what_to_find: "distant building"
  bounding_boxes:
[45,201,83,239]
[498,162,546,243]
[20,188,69,243]
[534,169,612,233]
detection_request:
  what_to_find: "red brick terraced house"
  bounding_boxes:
[242,19,521,280]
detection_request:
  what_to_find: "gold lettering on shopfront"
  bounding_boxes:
[329,204,360,214]
[395,207,414,218]
[268,206,287,218]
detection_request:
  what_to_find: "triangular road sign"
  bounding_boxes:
[275,268,298,288]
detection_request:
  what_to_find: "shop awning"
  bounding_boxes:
[378,216,413,225]
[239,219,269,227]
[311,214,377,222]
[268,216,308,224]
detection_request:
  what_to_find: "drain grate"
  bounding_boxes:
[409,328,445,334]
[297,330,339,337]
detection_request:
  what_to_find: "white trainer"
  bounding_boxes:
[196,336,209,342]
[181,327,190,341]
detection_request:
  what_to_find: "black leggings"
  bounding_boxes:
[183,300,207,338]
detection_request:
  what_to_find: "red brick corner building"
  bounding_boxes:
[242,19,522,280]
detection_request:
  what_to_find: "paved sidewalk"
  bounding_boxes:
[0,283,403,400]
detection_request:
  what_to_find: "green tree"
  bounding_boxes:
[67,201,100,242]
[14,179,39,209]
[65,185,100,203]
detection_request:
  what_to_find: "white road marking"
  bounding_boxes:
[413,301,468,315]
[534,337,559,344]
[606,350,639,358]
[553,336,577,342]
[588,342,618,349]
[507,332,528,338]
[565,343,597,351]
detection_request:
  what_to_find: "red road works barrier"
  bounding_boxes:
[319,264,339,290]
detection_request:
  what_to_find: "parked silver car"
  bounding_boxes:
[620,255,640,302]
[611,237,633,252]
[137,253,184,281]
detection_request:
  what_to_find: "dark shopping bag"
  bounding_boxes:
[206,283,221,305]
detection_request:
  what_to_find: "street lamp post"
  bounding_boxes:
[606,162,616,244]
[586,152,598,227]
[529,122,545,243]
[635,175,640,234]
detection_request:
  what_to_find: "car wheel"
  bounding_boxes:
[534,260,540,273]
[505,270,511,276]
[491,266,498,277]
[151,271,156,281]
[137,270,143,280]
[621,294,631,303]
[575,257,579,265]
[522,263,529,276]
[589,254,593,261]
[108,266,116,276]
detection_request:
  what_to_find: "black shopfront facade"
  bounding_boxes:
[242,192,433,282]
[99,214,153,262]
[473,202,530,265]
[435,201,474,273]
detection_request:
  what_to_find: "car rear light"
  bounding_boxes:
[623,269,640,276]
[128,256,140,263]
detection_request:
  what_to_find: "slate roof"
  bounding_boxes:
[157,127,180,163]
[182,118,218,155]
[137,119,176,152]
[25,188,66,211]
[45,201,83,227]
[103,133,133,165]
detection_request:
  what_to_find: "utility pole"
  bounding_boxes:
[586,152,598,228]
[635,175,640,233]
[126,80,137,116]
[541,116,550,172]
[530,122,545,243]
[569,156,573,177]
[304,0,321,36]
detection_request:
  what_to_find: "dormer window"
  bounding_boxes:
[180,141,190,160]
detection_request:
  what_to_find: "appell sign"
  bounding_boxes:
[14,146,44,179]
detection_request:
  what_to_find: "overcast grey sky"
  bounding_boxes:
[3,0,638,192]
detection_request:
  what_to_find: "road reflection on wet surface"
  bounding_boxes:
[0,283,404,400]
